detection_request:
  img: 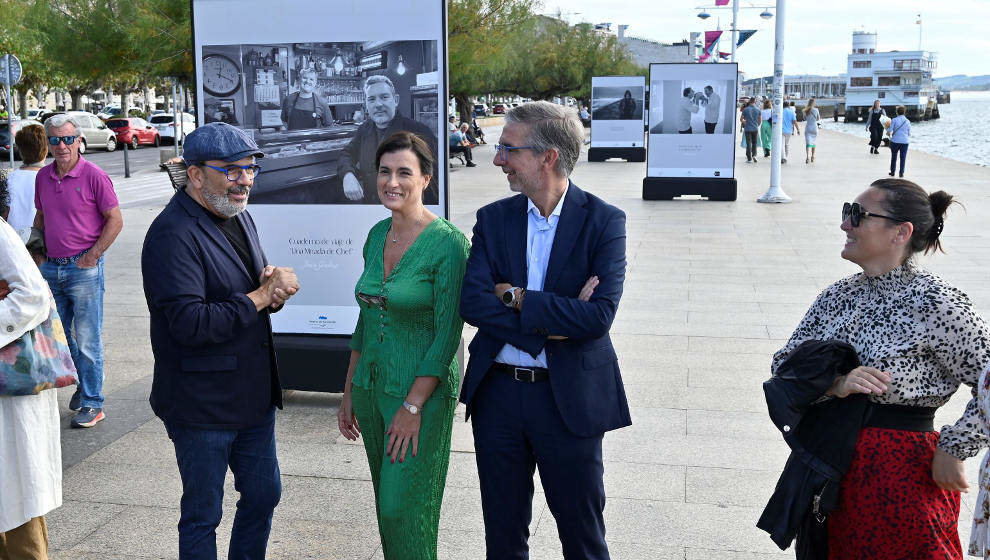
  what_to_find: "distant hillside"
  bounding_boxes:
[935,75,990,91]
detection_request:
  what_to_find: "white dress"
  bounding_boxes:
[0,218,62,533]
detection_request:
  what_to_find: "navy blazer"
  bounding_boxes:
[460,182,631,437]
[142,189,281,430]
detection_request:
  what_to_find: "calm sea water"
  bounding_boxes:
[820,91,990,167]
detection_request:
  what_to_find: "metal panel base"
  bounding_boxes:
[274,334,465,393]
[642,177,737,201]
[588,147,646,162]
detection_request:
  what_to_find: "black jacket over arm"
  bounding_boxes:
[757,340,867,559]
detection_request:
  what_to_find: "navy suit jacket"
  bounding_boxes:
[460,182,631,437]
[142,189,281,429]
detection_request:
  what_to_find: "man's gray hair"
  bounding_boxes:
[505,101,584,177]
[45,114,78,135]
[299,67,318,81]
[363,74,396,96]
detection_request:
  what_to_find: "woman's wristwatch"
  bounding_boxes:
[402,400,420,415]
[501,287,525,310]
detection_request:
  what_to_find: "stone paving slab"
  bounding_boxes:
[41,126,990,558]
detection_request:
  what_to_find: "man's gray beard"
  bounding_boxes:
[203,188,247,218]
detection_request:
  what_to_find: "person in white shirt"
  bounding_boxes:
[703,85,721,134]
[677,88,700,134]
[5,124,48,241]
[0,173,63,558]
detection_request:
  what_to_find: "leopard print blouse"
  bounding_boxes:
[771,262,990,460]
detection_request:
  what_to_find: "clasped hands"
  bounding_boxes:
[494,276,599,340]
[256,265,300,310]
[826,365,968,493]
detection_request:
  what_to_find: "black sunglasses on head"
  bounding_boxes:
[842,202,906,228]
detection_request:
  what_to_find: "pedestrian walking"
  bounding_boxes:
[741,98,761,163]
[34,114,123,428]
[772,179,989,559]
[888,106,911,177]
[142,122,300,559]
[866,100,886,154]
[6,124,47,240]
[780,101,799,163]
[759,99,773,158]
[804,98,821,164]
[459,101,630,559]
[337,131,468,560]
[0,176,65,560]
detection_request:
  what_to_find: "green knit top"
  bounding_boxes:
[350,217,470,399]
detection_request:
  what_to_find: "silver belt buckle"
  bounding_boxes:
[513,367,535,382]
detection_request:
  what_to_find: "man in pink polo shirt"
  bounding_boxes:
[33,114,123,428]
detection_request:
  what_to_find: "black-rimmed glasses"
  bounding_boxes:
[201,163,262,182]
[494,144,537,160]
[842,202,906,228]
[357,292,387,311]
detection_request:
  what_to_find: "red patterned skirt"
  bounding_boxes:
[827,427,962,559]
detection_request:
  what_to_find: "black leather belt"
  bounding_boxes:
[865,403,937,432]
[491,362,549,383]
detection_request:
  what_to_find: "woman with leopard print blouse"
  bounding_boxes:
[772,178,990,560]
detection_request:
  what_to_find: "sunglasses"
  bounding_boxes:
[47,135,77,146]
[357,292,387,311]
[842,202,906,228]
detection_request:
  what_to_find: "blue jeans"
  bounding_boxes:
[163,409,281,560]
[890,142,909,175]
[41,257,105,408]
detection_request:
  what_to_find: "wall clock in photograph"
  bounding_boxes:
[202,54,241,97]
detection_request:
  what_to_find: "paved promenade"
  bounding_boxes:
[45,127,990,559]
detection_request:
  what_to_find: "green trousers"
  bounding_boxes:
[352,380,456,560]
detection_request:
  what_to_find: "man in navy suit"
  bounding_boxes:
[141,123,300,559]
[460,101,630,559]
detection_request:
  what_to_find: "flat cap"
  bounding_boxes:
[182,122,264,165]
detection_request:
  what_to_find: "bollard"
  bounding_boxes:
[123,137,130,178]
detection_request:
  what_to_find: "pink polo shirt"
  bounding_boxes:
[34,156,119,258]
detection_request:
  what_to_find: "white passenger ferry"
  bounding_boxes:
[844,31,939,122]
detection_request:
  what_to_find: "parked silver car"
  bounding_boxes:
[45,111,118,153]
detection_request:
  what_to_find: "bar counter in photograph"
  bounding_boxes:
[250,124,358,204]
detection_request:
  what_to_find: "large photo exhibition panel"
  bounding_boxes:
[192,0,448,334]
[590,75,646,148]
[647,63,737,178]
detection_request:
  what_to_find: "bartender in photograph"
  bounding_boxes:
[338,74,438,203]
[280,67,334,131]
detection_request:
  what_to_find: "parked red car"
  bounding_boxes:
[492,103,506,114]
[106,117,161,149]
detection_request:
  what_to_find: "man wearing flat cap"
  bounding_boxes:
[141,122,300,558]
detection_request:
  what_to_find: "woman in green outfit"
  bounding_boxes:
[337,131,469,559]
[759,98,773,158]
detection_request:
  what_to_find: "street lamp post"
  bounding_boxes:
[757,0,790,203]
[731,0,740,63]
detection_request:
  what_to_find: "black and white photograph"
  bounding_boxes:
[200,40,440,205]
[649,79,733,135]
[591,85,644,121]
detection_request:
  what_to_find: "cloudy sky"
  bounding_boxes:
[542,0,989,79]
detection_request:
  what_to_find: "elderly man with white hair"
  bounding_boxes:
[33,113,123,428]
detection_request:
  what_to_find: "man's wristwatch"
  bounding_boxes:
[402,401,420,415]
[501,287,524,309]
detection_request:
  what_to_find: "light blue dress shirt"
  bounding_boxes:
[495,186,568,368]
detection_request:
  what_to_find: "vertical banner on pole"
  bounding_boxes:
[191,0,449,335]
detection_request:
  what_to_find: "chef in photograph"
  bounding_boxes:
[281,68,334,131]
[338,74,438,203]
[703,85,721,134]
[677,87,700,134]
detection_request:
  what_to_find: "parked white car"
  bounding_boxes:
[49,111,118,153]
[149,112,196,145]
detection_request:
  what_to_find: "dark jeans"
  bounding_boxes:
[705,121,717,134]
[472,371,609,560]
[164,409,281,560]
[745,130,759,160]
[450,144,473,162]
[890,142,908,175]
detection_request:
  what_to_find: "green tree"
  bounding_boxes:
[448,0,535,122]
